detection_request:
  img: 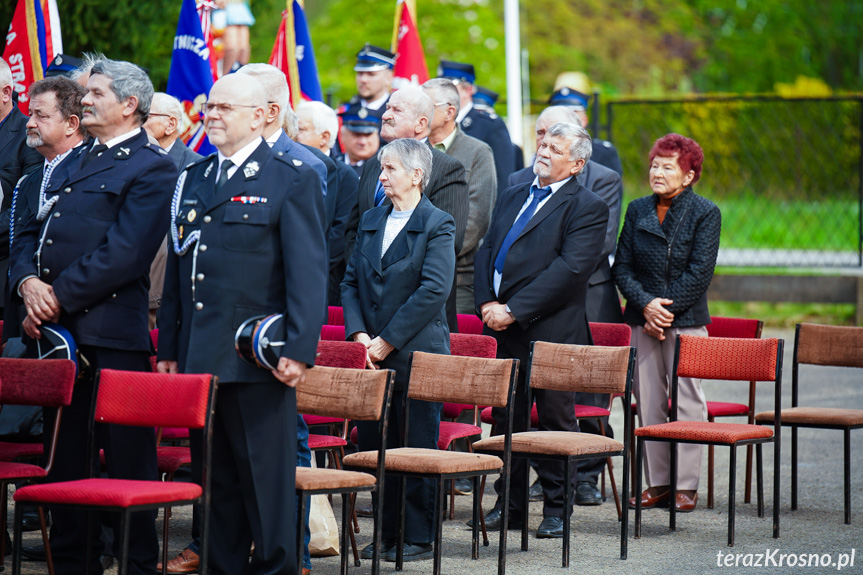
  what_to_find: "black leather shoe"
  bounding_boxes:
[453,478,473,495]
[466,506,523,530]
[383,542,433,562]
[355,501,374,518]
[360,539,395,560]
[529,479,543,502]
[22,544,47,561]
[575,481,602,506]
[536,516,565,539]
[21,509,43,532]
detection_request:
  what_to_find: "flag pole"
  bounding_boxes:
[504,0,522,146]
[284,0,301,108]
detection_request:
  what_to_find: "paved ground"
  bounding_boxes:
[10,328,863,574]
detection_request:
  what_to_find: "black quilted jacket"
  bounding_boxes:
[612,187,721,328]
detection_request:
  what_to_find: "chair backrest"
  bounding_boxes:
[327,306,345,326]
[795,323,863,369]
[450,332,497,358]
[589,322,632,347]
[316,340,366,368]
[94,369,215,430]
[320,324,347,342]
[676,335,781,382]
[706,316,763,339]
[297,366,393,422]
[527,341,634,395]
[406,351,518,408]
[457,313,485,335]
[0,358,76,407]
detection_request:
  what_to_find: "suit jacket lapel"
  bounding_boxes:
[0,109,23,156]
[492,184,530,260]
[518,179,577,239]
[360,207,385,275]
[381,198,428,269]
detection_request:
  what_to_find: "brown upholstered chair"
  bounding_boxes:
[295,363,395,575]
[634,335,784,547]
[755,323,863,524]
[474,341,636,565]
[343,352,519,575]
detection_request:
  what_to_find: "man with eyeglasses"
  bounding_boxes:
[157,72,327,575]
[10,58,177,575]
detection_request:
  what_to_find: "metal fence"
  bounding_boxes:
[603,97,863,268]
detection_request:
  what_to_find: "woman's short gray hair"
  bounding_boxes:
[547,122,592,163]
[90,58,153,126]
[378,138,433,191]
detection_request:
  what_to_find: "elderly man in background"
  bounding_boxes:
[10,58,177,575]
[297,101,359,306]
[422,78,496,316]
[474,122,609,538]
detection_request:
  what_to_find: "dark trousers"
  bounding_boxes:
[491,335,579,519]
[207,382,298,575]
[356,390,441,545]
[42,346,158,575]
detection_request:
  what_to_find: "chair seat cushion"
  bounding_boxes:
[755,407,863,427]
[343,448,502,475]
[303,415,344,426]
[442,403,474,420]
[0,442,43,462]
[438,422,482,450]
[308,434,348,450]
[474,431,623,457]
[707,401,749,418]
[295,467,376,491]
[13,478,202,508]
[0,462,47,480]
[157,446,192,474]
[634,421,773,444]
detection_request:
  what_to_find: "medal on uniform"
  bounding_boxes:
[187,209,197,223]
[179,225,184,239]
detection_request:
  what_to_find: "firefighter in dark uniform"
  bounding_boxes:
[548,86,623,177]
[437,60,515,193]
[338,44,394,129]
[337,102,381,176]
[473,85,524,172]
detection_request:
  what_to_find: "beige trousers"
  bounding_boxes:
[631,324,708,490]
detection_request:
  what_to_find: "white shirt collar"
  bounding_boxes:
[531,175,573,194]
[95,127,142,150]
[217,137,264,175]
[456,101,473,124]
[265,129,282,146]
[362,93,390,111]
[163,139,176,153]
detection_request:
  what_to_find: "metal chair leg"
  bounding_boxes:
[471,476,480,559]
[562,460,571,568]
[396,476,407,571]
[728,447,737,547]
[844,428,851,525]
[340,493,349,575]
[478,475,489,547]
[791,426,798,511]
[433,479,445,575]
[634,438,643,539]
[118,509,131,575]
[756,443,764,517]
[297,492,307,575]
[669,441,677,532]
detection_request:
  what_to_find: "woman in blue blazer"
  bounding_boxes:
[341,138,455,562]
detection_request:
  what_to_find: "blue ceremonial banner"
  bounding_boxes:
[292,1,322,102]
[167,0,215,155]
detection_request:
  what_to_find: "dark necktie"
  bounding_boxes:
[494,185,553,274]
[215,160,234,193]
[82,144,107,168]
[374,180,386,207]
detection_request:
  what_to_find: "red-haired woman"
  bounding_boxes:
[612,133,721,513]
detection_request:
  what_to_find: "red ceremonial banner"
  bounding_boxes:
[3,0,44,112]
[392,1,429,90]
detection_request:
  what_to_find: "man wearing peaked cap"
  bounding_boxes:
[44,54,84,78]
[338,101,381,175]
[438,59,515,193]
[340,43,394,127]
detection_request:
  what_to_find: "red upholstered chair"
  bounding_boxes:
[295,366,395,575]
[321,324,347,342]
[703,317,764,509]
[0,358,76,569]
[755,323,863,524]
[12,369,217,575]
[327,306,345,326]
[633,335,783,547]
[474,342,635,566]
[457,314,485,335]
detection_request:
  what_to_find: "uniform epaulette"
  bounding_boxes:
[273,151,305,171]
[594,138,615,149]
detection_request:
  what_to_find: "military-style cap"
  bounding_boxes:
[354,44,395,72]
[235,314,286,371]
[473,86,499,108]
[437,60,475,84]
[338,102,381,134]
[45,54,83,78]
[548,86,590,110]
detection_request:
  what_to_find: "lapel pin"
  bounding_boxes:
[243,161,260,178]
[187,209,197,223]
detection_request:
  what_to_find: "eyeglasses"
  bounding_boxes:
[433,102,453,108]
[203,102,259,114]
[147,113,171,119]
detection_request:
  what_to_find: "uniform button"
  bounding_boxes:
[111,293,117,298]
[53,212,60,218]
[374,275,381,283]
[371,304,378,311]
[199,244,207,252]
[195,302,204,310]
[45,239,53,245]
[63,187,71,193]
[100,184,106,189]
[242,214,249,221]
[42,268,49,275]
[196,273,205,281]
[436,320,442,326]
[203,215,212,223]
[84,309,89,313]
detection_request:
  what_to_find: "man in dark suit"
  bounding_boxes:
[0,57,44,317]
[297,100,359,306]
[157,73,327,575]
[509,105,623,506]
[10,58,177,575]
[474,121,609,538]
[345,86,468,331]
[438,60,515,194]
